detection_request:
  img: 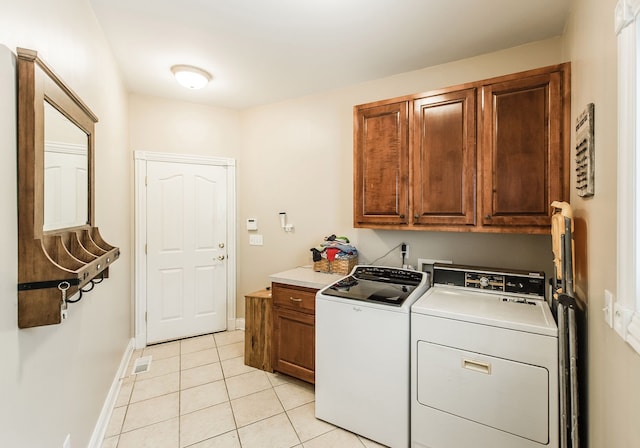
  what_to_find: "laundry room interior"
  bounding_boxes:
[1,0,639,447]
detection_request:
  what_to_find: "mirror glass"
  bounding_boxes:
[43,101,89,231]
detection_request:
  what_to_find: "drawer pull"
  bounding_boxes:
[289,297,303,302]
[462,359,491,375]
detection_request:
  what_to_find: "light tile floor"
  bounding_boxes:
[102,330,386,448]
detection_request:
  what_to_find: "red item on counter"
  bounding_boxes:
[326,247,340,262]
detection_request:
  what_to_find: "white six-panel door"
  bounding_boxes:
[145,160,228,344]
[43,142,88,231]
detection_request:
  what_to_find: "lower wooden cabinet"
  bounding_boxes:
[271,282,317,384]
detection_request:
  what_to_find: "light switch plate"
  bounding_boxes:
[604,289,613,328]
[249,234,263,246]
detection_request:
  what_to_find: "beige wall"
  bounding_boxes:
[236,38,566,305]
[0,1,131,446]
[128,94,242,158]
[564,0,640,446]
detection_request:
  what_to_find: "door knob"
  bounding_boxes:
[218,255,225,261]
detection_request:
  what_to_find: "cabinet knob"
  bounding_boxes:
[399,214,405,219]
[485,215,491,220]
[218,255,226,261]
[414,214,419,220]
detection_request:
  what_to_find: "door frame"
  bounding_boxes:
[134,151,237,349]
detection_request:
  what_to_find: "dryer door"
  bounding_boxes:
[417,341,550,444]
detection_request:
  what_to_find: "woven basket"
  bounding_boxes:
[313,256,358,275]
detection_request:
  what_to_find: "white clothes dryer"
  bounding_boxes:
[411,264,558,448]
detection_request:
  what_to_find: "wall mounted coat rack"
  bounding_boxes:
[16,48,119,328]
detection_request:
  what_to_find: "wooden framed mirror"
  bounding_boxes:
[17,48,119,328]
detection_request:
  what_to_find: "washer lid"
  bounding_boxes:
[412,286,558,337]
[320,266,428,307]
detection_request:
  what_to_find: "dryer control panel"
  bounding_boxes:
[433,263,545,298]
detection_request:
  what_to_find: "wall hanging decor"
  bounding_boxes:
[16,48,119,328]
[575,103,595,198]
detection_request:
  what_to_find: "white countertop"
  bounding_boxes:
[269,266,345,290]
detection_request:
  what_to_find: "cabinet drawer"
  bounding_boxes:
[272,283,317,313]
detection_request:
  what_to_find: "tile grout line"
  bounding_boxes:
[217,342,244,447]
[105,331,289,447]
[272,381,303,447]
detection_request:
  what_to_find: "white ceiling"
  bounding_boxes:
[89,0,572,110]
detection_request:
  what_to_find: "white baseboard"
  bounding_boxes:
[235,318,245,330]
[87,338,135,448]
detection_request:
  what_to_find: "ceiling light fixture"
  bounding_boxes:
[170,64,212,90]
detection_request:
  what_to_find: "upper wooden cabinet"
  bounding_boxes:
[480,68,568,228]
[353,63,570,234]
[412,88,477,226]
[354,101,410,225]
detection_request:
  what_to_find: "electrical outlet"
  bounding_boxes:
[603,289,613,328]
[62,434,71,448]
[401,243,409,258]
[613,302,631,339]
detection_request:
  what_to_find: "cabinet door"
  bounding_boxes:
[480,68,568,227]
[272,306,315,383]
[354,101,409,226]
[412,89,476,226]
